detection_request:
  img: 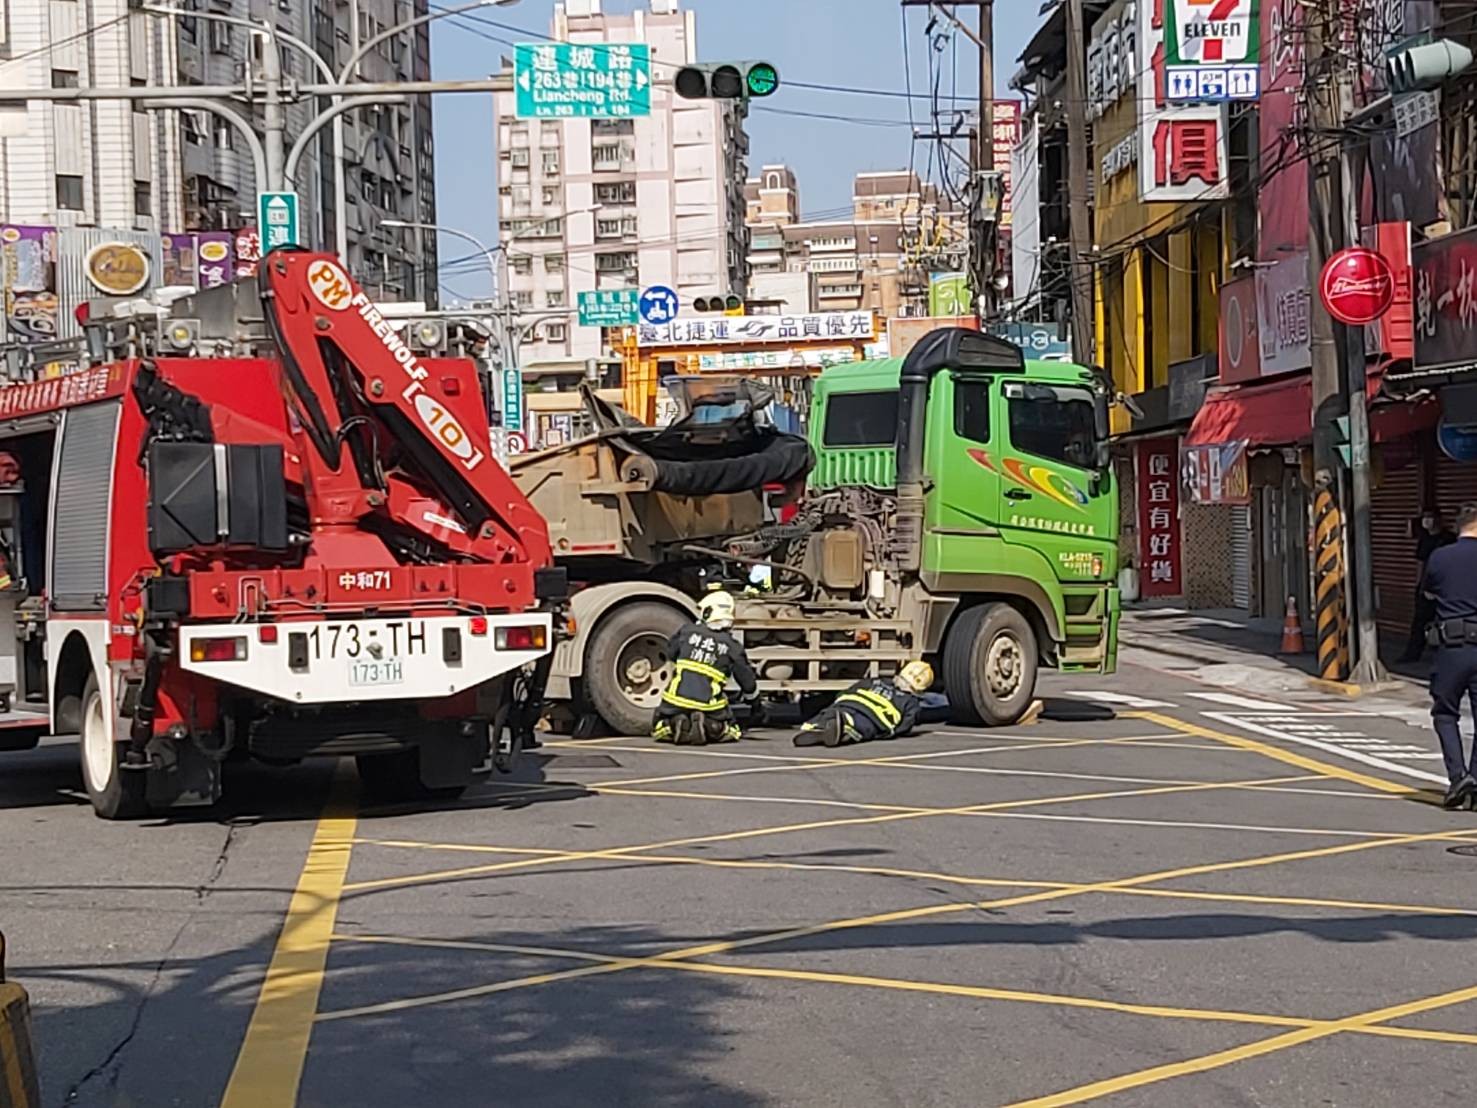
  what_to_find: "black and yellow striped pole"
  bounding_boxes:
[0,933,40,1108]
[1314,485,1351,682]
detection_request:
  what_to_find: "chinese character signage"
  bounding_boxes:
[1183,440,1250,505]
[1138,0,1229,203]
[1256,252,1311,375]
[928,273,971,317]
[514,42,652,120]
[993,100,1021,227]
[577,288,639,328]
[638,311,875,348]
[1137,438,1182,597]
[1413,227,1477,372]
[1088,2,1138,121]
[697,347,862,371]
[1257,0,1307,259]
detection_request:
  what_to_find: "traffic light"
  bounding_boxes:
[694,295,745,315]
[674,61,780,101]
[1388,38,1473,92]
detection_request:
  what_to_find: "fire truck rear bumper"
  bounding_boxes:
[177,614,552,704]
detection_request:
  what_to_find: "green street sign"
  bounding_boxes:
[257,191,300,253]
[514,42,651,119]
[578,288,640,328]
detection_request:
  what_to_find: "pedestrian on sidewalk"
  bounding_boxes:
[1422,503,1477,808]
[1400,509,1456,663]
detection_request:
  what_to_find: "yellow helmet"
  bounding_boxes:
[895,660,934,694]
[698,591,736,631]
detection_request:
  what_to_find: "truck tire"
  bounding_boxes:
[355,750,468,803]
[79,674,147,820]
[943,602,1038,727]
[583,602,688,737]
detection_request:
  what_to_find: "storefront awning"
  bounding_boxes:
[1183,369,1439,449]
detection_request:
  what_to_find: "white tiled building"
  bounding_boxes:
[492,0,751,366]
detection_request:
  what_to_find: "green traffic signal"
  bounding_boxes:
[746,62,780,98]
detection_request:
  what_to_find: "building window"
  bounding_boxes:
[546,289,566,308]
[513,185,531,208]
[134,181,152,217]
[214,119,236,150]
[511,256,532,276]
[50,69,79,89]
[515,290,534,310]
[542,151,561,176]
[592,143,622,169]
[596,217,624,239]
[595,252,636,273]
[544,322,567,342]
[208,21,231,54]
[542,186,558,205]
[56,174,84,211]
[510,148,530,168]
[595,182,635,205]
[544,254,564,273]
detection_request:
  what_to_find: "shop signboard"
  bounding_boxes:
[1413,227,1477,372]
[1136,437,1183,597]
[1182,440,1251,505]
[0,225,59,344]
[639,311,874,348]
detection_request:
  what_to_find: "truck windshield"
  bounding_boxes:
[1008,385,1099,471]
[822,390,899,447]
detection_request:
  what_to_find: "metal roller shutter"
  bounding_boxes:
[51,401,120,612]
[1435,454,1477,519]
[1371,458,1422,637]
[1230,505,1252,610]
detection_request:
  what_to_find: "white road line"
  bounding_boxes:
[1202,711,1448,784]
[1185,692,1295,712]
[1062,690,1174,709]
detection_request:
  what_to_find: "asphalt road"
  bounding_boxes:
[3,656,1476,1107]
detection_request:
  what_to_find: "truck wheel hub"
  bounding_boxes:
[985,633,1023,698]
[617,634,670,708]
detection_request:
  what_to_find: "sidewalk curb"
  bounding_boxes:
[1307,678,1411,699]
[1119,635,1311,673]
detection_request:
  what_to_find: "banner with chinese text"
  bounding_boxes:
[1137,437,1183,596]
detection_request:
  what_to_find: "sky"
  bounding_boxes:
[429,0,1040,301]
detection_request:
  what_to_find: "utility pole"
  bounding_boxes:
[1062,0,1095,364]
[259,29,287,192]
[1306,0,1384,685]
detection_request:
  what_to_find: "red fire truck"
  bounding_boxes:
[0,250,560,818]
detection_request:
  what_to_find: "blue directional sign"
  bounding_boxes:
[1167,63,1260,103]
[639,285,679,325]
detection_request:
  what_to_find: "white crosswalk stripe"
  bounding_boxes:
[1185,692,1295,712]
[1203,711,1447,783]
[1061,690,1174,709]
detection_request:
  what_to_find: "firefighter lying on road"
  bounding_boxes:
[652,591,760,746]
[795,661,934,748]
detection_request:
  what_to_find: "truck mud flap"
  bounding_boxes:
[420,723,487,790]
[141,736,222,809]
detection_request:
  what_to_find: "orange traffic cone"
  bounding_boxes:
[1279,596,1304,654]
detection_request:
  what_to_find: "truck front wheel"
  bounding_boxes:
[79,675,147,821]
[943,603,1038,727]
[584,602,688,736]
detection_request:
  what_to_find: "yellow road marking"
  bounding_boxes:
[354,836,1477,920]
[325,824,1477,1022]
[1007,978,1477,1107]
[342,773,1315,894]
[220,766,358,1108]
[327,933,1477,1051]
[1128,711,1425,796]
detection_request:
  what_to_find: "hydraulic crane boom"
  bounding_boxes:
[257,249,551,569]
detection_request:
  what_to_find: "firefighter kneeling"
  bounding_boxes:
[653,592,760,746]
[795,661,934,748]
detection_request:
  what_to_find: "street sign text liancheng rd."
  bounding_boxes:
[514,42,652,119]
[578,289,640,328]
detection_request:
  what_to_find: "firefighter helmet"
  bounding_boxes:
[895,660,934,694]
[698,591,736,631]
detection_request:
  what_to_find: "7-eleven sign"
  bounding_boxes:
[1164,0,1260,65]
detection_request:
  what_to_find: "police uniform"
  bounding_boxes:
[653,621,758,744]
[1422,536,1477,795]
[800,678,922,747]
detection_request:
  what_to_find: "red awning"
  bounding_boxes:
[1183,369,1439,449]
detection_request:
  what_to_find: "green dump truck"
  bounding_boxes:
[514,328,1120,734]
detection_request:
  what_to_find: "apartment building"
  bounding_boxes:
[744,163,807,311]
[492,0,751,364]
[0,0,437,306]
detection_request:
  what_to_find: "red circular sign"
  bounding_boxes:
[1319,247,1396,326]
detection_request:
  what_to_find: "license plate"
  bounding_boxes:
[308,621,427,661]
[349,660,404,687]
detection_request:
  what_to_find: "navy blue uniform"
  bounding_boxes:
[652,622,758,744]
[801,679,922,745]
[1423,537,1477,784]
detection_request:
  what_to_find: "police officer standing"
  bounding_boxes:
[1422,503,1477,808]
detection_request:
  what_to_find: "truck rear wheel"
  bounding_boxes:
[943,603,1038,727]
[584,602,688,737]
[79,675,147,821]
